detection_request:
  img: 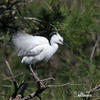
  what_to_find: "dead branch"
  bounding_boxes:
[5,59,16,81]
[5,59,27,99]
[88,84,100,94]
[18,0,35,5]
[21,82,82,100]
[5,60,85,100]
[15,16,41,24]
[77,84,100,100]
[5,59,18,98]
[90,35,100,62]
[22,86,46,100]
[47,83,81,88]
[5,59,84,100]
[2,72,23,81]
[0,85,11,88]
[40,77,55,82]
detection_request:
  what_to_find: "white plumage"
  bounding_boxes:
[13,31,66,65]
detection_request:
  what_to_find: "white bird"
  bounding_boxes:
[13,31,70,72]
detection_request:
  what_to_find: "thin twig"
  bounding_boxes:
[77,84,100,99]
[5,59,18,99]
[47,83,81,88]
[90,35,100,62]
[3,72,23,81]
[15,16,41,23]
[40,77,55,82]
[5,59,16,81]
[22,83,81,100]
[0,85,11,88]
[88,84,100,94]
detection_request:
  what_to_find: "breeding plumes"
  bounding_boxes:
[13,30,70,73]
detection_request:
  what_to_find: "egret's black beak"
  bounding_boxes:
[63,41,71,48]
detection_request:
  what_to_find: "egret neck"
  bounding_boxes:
[51,43,58,54]
[50,39,59,57]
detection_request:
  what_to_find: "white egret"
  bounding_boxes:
[13,31,70,73]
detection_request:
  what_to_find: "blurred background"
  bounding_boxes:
[0,0,100,100]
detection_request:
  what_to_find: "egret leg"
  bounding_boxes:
[30,64,38,76]
[29,64,45,88]
[32,64,38,76]
[29,64,39,81]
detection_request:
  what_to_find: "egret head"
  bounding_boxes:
[51,33,70,48]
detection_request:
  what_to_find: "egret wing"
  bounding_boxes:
[13,31,49,52]
[18,45,44,56]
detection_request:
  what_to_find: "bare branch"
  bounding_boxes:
[15,16,41,24]
[90,35,100,62]
[5,59,27,99]
[22,86,46,100]
[22,82,82,100]
[0,85,11,88]
[5,59,18,98]
[40,77,55,82]
[5,59,16,82]
[3,72,23,81]
[47,83,81,88]
[88,84,100,94]
[77,84,100,99]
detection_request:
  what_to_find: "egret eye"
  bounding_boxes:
[59,39,63,42]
